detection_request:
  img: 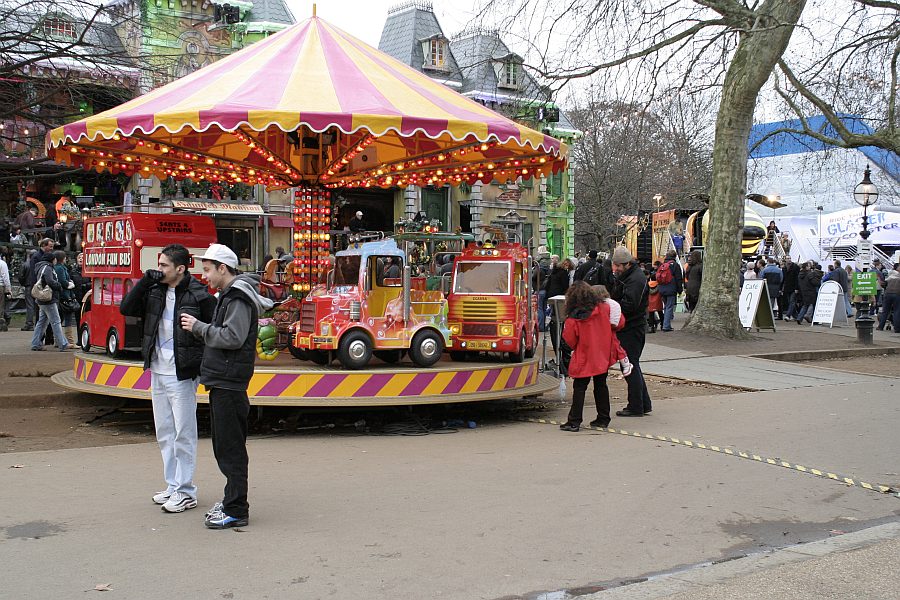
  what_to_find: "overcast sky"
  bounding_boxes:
[283,0,481,47]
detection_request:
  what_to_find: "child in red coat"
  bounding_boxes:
[559,281,628,432]
[647,279,664,333]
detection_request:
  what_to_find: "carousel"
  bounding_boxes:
[47,12,564,406]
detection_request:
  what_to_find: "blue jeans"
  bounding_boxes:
[662,294,676,330]
[843,292,853,317]
[796,303,814,323]
[537,290,548,332]
[150,373,200,498]
[31,302,68,350]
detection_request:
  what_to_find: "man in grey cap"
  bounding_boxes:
[348,210,366,233]
[181,243,274,529]
[609,246,652,417]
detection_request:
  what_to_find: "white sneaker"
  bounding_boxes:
[152,490,172,505]
[162,491,198,513]
[205,501,224,519]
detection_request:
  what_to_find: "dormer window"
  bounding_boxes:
[421,36,449,71]
[501,61,519,88]
[495,56,523,90]
[43,17,76,39]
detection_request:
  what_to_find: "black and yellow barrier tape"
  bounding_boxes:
[515,417,897,497]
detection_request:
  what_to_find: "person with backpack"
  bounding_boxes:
[573,250,598,282]
[657,250,682,332]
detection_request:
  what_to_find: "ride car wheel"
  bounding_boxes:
[79,324,91,351]
[409,330,443,367]
[338,331,373,370]
[508,330,526,363]
[106,328,123,358]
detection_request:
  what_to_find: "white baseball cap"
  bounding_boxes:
[196,243,238,269]
[356,210,363,217]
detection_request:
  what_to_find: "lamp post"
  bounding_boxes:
[816,205,823,261]
[853,166,878,345]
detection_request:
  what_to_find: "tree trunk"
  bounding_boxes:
[685,0,806,338]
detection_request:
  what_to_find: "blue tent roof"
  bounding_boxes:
[748,115,899,183]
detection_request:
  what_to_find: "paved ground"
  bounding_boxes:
[1,311,899,599]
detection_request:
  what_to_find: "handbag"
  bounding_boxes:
[60,296,80,314]
[31,266,53,302]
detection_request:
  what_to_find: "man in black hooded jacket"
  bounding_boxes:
[609,246,652,416]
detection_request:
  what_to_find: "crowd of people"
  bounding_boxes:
[740,254,899,331]
[0,237,88,347]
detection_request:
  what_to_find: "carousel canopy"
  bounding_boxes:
[46,15,567,190]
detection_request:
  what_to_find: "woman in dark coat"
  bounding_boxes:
[795,262,823,324]
[543,258,574,359]
[683,251,703,312]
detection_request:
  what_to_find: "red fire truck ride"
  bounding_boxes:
[78,211,217,357]
[446,241,538,362]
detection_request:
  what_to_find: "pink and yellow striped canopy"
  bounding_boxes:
[46,16,566,189]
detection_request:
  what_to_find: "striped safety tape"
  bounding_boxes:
[516,417,897,497]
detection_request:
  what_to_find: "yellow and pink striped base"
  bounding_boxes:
[53,353,555,407]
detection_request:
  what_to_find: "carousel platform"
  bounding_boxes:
[51,352,555,407]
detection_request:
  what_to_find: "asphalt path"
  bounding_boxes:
[2,318,899,598]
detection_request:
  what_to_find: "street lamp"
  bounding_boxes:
[853,165,879,345]
[816,205,823,261]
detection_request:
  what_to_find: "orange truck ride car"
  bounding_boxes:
[446,242,538,362]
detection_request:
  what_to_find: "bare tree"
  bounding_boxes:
[0,0,193,171]
[569,90,714,253]
[483,0,897,338]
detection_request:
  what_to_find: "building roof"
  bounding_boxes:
[749,115,898,184]
[1,0,136,72]
[450,29,546,102]
[378,1,463,87]
[245,0,295,28]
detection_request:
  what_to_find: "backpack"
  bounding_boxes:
[584,264,602,286]
[656,261,673,285]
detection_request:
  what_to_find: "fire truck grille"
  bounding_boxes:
[299,304,316,332]
[462,323,496,336]
[458,299,499,320]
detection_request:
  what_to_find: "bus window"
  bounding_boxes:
[93,278,103,304]
[102,278,112,305]
[110,279,124,305]
[124,278,134,297]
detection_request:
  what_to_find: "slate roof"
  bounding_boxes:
[378,2,463,87]
[245,0,295,27]
[1,0,136,71]
[450,30,546,102]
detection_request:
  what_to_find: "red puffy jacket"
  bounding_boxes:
[562,302,625,378]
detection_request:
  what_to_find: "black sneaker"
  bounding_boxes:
[205,509,248,529]
[559,423,579,432]
[588,420,609,428]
